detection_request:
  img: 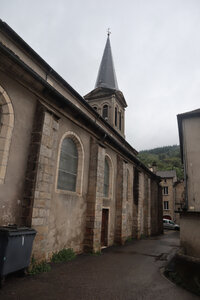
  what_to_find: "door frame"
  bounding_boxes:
[101,208,110,247]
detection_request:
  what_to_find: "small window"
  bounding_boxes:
[163,186,168,195]
[119,112,122,131]
[103,105,108,120]
[164,201,169,210]
[103,158,110,197]
[115,107,118,126]
[57,138,78,191]
[93,106,97,111]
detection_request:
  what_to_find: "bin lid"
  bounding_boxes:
[0,226,37,236]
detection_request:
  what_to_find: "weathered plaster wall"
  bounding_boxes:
[0,73,36,225]
[174,181,185,224]
[182,117,200,211]
[180,213,200,258]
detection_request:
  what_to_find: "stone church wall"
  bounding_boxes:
[0,21,163,261]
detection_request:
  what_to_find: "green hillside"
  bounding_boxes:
[138,145,184,180]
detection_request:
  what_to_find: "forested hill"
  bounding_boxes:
[138,145,184,180]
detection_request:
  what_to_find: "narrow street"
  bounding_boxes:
[0,231,198,300]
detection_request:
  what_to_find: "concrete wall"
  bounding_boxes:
[180,212,200,258]
[182,117,200,211]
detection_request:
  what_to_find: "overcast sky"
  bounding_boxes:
[1,0,200,150]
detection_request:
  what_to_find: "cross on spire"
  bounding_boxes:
[107,28,111,37]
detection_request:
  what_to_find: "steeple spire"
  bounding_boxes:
[95,31,119,90]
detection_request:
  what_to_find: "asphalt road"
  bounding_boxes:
[0,231,198,300]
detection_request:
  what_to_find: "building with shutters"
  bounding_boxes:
[0,21,162,260]
[156,170,177,221]
[156,170,184,224]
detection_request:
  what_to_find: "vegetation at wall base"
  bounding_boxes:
[126,237,133,243]
[51,248,76,263]
[138,145,184,180]
[89,251,102,256]
[28,257,51,275]
[140,234,148,240]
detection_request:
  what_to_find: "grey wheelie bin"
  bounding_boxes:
[0,226,36,286]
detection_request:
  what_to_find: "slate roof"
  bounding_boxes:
[95,36,119,90]
[156,170,177,178]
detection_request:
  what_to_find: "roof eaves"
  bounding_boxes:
[0,39,138,158]
[1,45,158,179]
[0,22,135,153]
[0,19,91,110]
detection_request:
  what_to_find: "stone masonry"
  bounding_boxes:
[84,137,105,253]
[115,156,127,244]
[22,102,59,259]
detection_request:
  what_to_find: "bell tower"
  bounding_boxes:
[84,30,127,138]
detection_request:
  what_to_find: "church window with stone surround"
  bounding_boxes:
[103,158,110,197]
[127,169,130,201]
[103,105,108,120]
[115,107,117,126]
[57,138,78,191]
[133,168,139,205]
[119,111,122,130]
[0,86,14,184]
[93,106,97,111]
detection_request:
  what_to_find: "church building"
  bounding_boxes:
[0,20,162,260]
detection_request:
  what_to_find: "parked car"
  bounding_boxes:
[163,219,180,231]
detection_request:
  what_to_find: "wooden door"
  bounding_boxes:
[101,209,109,247]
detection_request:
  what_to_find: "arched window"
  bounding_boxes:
[119,112,122,131]
[0,105,2,129]
[57,138,78,192]
[93,106,97,111]
[0,86,14,184]
[133,168,139,205]
[103,158,110,197]
[102,105,108,120]
[127,169,130,201]
[115,107,118,126]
